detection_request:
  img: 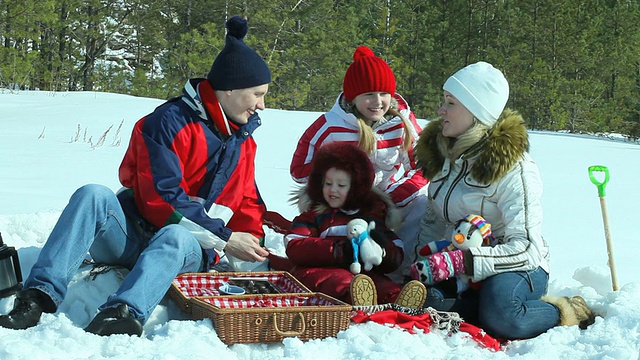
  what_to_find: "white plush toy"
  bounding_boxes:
[346,219,384,274]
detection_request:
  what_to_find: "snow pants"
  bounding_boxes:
[291,266,402,305]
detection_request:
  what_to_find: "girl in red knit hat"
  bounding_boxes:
[285,142,426,307]
[289,46,428,283]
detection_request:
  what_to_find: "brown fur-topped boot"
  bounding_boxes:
[542,295,596,329]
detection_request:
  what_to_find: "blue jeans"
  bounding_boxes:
[24,184,204,324]
[427,267,559,339]
[480,268,559,339]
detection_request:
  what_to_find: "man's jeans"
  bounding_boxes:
[428,267,560,339]
[24,184,204,324]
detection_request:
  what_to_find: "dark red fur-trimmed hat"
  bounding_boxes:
[307,142,375,211]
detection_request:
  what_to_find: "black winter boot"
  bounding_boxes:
[0,289,56,330]
[84,304,143,336]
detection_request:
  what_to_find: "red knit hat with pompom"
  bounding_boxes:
[307,142,374,211]
[342,46,396,102]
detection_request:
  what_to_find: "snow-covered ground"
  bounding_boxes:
[0,89,638,359]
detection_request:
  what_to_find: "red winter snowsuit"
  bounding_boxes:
[285,199,404,304]
[284,142,405,304]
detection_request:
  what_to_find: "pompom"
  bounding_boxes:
[353,45,375,61]
[226,15,248,40]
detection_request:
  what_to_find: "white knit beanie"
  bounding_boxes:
[443,61,509,127]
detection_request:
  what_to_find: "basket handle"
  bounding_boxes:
[272,312,306,336]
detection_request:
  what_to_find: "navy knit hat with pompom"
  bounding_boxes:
[307,142,375,211]
[207,16,271,90]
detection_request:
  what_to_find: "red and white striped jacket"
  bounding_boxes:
[290,93,428,207]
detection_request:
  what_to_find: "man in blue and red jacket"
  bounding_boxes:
[0,16,271,337]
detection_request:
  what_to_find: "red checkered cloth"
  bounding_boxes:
[172,273,308,298]
[204,295,336,309]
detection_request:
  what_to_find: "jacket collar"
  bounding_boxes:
[415,109,530,184]
[181,78,210,121]
[181,78,260,138]
[328,93,412,129]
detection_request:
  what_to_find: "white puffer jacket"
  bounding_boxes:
[414,110,550,282]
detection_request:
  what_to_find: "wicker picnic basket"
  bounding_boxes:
[167,271,312,313]
[190,293,351,344]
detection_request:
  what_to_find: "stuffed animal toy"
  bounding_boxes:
[414,214,495,291]
[346,219,384,274]
[418,214,494,256]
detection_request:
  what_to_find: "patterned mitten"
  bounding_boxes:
[410,250,466,285]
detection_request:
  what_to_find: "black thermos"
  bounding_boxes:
[0,232,23,298]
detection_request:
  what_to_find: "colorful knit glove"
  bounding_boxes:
[410,250,466,285]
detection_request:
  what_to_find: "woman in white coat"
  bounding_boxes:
[410,62,596,340]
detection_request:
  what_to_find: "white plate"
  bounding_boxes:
[218,283,246,295]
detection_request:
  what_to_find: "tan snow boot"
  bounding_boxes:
[542,295,596,329]
[395,280,427,309]
[350,274,377,306]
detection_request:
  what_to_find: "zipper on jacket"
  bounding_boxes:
[443,160,468,223]
[430,175,448,200]
[430,161,455,201]
[494,260,529,270]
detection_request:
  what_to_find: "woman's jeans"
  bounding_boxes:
[24,184,204,324]
[427,267,560,339]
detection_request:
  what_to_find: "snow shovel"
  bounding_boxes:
[588,165,619,291]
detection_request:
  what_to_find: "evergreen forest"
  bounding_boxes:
[2,0,639,138]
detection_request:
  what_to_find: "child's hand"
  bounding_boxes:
[368,228,389,248]
[332,238,355,266]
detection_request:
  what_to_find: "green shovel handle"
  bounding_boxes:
[588,165,609,197]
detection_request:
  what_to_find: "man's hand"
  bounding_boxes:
[224,232,270,262]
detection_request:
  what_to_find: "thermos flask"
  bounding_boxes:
[0,232,23,298]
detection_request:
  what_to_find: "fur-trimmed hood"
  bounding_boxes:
[289,185,402,230]
[415,109,529,184]
[304,142,375,211]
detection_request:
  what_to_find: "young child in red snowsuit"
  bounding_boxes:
[284,142,424,305]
